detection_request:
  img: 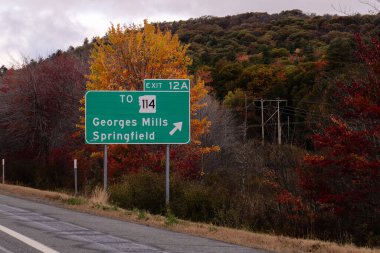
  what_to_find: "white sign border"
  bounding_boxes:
[85,90,191,145]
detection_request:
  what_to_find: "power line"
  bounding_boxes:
[288,99,333,105]
[247,121,321,128]
[279,108,331,120]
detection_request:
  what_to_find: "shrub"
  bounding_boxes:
[171,183,214,222]
[109,171,165,213]
[108,168,292,236]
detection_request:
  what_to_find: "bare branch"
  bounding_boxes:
[359,0,380,13]
[332,0,380,15]
[331,3,358,16]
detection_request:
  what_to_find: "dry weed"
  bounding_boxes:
[89,186,109,205]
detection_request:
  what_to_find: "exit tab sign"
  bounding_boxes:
[144,79,190,92]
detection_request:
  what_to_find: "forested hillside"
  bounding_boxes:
[0,10,379,247]
[161,10,380,144]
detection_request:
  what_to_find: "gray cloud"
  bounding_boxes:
[0,1,87,66]
[0,0,377,67]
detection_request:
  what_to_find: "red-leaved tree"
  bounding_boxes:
[297,34,380,245]
[0,54,86,164]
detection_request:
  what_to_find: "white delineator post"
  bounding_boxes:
[74,159,78,195]
[2,159,4,184]
[277,99,282,145]
[261,99,264,145]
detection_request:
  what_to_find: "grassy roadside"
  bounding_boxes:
[0,183,378,253]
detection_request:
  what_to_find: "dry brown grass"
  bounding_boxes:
[89,186,109,205]
[0,183,70,202]
[0,183,378,253]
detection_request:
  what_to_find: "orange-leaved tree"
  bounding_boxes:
[80,21,218,178]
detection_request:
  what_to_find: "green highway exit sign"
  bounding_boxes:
[144,79,190,91]
[85,91,190,144]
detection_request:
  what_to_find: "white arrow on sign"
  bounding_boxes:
[169,122,183,136]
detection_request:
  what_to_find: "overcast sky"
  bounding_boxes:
[0,0,378,67]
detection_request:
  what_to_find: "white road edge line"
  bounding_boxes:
[0,244,14,253]
[0,224,59,253]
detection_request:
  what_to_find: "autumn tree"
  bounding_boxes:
[239,64,286,97]
[326,36,356,70]
[211,61,243,98]
[223,88,246,108]
[295,35,380,245]
[0,55,86,163]
[83,21,216,178]
[196,95,239,171]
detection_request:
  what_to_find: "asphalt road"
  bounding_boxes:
[0,194,269,253]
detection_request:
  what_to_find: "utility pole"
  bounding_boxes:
[248,99,286,145]
[277,99,282,145]
[261,99,264,145]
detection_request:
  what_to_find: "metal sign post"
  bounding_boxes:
[104,145,108,191]
[74,159,78,195]
[165,145,170,205]
[145,80,189,206]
